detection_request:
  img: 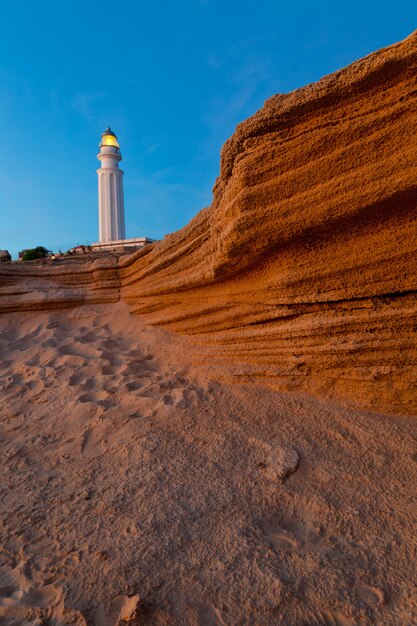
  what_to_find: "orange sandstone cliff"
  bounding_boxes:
[1,32,417,415]
[120,31,417,415]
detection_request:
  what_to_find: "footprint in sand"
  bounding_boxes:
[98,349,126,367]
[263,512,329,560]
[56,353,87,368]
[45,322,59,330]
[78,391,110,407]
[0,594,87,626]
[300,611,351,626]
[125,379,149,394]
[101,337,130,353]
[81,424,107,458]
[68,372,87,386]
[0,562,66,615]
[58,343,101,360]
[79,376,107,393]
[131,395,159,418]
[40,337,59,349]
[263,516,304,553]
[0,359,12,372]
[22,584,62,608]
[26,379,43,394]
[356,584,385,606]
[75,332,97,345]
[269,531,299,551]
[198,604,228,626]
[122,357,155,375]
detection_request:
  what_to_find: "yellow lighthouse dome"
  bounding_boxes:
[100,127,120,149]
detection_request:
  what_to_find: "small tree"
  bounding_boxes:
[21,246,50,261]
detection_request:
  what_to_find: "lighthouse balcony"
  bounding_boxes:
[90,237,157,253]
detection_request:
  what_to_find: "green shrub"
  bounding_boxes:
[21,246,50,261]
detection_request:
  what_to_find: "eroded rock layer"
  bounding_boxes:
[0,256,119,312]
[1,33,416,415]
[119,32,417,415]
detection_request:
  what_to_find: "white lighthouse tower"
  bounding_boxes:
[97,127,126,242]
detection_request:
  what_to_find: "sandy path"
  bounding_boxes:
[0,303,416,625]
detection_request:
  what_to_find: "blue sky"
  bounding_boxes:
[0,1,415,257]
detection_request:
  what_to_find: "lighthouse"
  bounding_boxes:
[97,127,126,242]
[90,127,156,254]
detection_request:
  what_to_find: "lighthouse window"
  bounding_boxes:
[102,134,120,148]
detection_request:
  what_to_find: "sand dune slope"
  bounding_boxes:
[0,303,416,625]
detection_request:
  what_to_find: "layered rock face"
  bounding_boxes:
[0,256,119,312]
[1,32,416,414]
[120,32,417,415]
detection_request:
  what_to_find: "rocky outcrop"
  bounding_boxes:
[0,256,119,312]
[1,32,416,414]
[119,31,417,415]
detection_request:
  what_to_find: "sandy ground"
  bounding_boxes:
[0,303,416,626]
